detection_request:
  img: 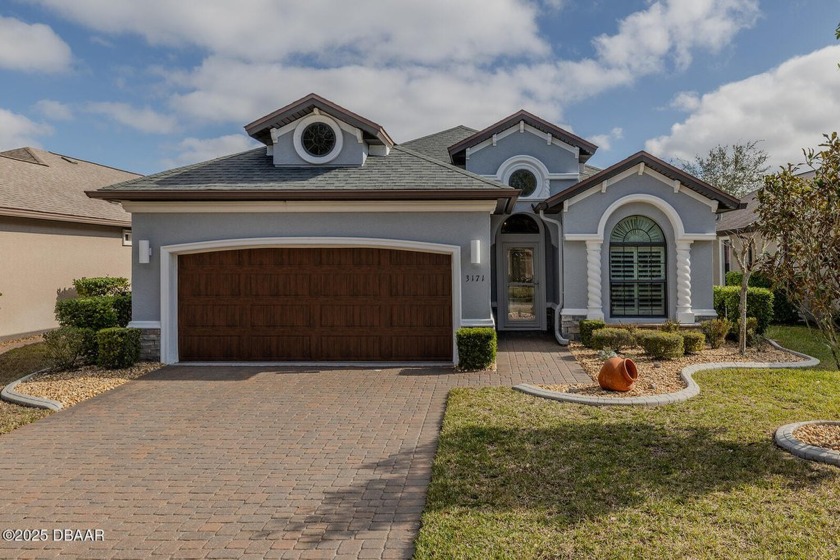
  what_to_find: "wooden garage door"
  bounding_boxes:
[177,248,452,361]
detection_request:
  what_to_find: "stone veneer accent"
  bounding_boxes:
[139,328,161,361]
[561,314,587,341]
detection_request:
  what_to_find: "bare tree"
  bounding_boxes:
[728,231,771,355]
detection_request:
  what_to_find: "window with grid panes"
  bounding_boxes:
[609,216,666,317]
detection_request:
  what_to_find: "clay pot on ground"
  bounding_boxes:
[598,357,638,392]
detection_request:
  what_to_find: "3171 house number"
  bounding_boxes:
[465,274,485,282]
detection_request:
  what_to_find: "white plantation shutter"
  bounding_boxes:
[609,217,666,317]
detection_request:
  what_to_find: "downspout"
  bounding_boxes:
[539,209,569,345]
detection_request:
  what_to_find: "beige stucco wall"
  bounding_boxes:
[0,216,131,339]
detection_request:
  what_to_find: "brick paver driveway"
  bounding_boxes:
[0,333,587,559]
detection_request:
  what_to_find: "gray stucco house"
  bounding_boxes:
[89,93,741,365]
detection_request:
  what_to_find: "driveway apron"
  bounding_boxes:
[0,333,587,559]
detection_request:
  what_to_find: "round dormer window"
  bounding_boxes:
[293,114,344,164]
[508,169,538,197]
[301,122,336,157]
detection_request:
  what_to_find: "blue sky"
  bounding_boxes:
[1,0,838,175]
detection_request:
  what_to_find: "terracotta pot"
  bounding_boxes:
[597,357,638,392]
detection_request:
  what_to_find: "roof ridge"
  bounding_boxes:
[100,147,264,190]
[392,144,512,190]
[44,150,141,176]
[401,125,477,146]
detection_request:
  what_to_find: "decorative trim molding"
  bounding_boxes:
[560,308,588,316]
[460,317,496,328]
[291,113,344,164]
[158,237,462,366]
[495,155,551,201]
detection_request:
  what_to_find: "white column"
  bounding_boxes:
[676,240,694,323]
[585,240,604,320]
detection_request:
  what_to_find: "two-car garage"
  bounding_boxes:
[177,247,453,362]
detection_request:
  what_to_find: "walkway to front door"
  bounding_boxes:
[0,333,588,559]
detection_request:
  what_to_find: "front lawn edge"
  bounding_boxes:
[774,420,840,467]
[1,369,63,411]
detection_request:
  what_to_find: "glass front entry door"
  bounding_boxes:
[503,243,541,328]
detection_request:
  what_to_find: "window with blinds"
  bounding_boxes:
[609,216,666,317]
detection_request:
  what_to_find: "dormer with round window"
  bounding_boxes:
[244,93,394,168]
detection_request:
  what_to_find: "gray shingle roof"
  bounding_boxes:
[401,126,477,163]
[716,189,759,233]
[0,147,139,227]
[94,144,514,194]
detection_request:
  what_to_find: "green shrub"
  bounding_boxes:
[713,285,774,334]
[590,327,636,351]
[660,319,681,333]
[579,319,605,348]
[113,293,132,327]
[96,328,141,369]
[73,276,130,297]
[725,271,772,289]
[43,327,95,370]
[681,331,706,354]
[724,271,799,325]
[55,296,119,331]
[700,318,731,349]
[456,327,497,370]
[639,331,684,360]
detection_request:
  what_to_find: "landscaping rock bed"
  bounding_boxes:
[794,423,840,452]
[540,340,804,398]
[16,362,161,407]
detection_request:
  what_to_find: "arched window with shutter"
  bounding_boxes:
[609,216,666,317]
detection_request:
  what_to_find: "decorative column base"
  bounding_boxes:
[676,311,695,324]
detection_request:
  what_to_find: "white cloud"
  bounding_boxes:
[588,127,624,151]
[646,45,840,169]
[33,0,758,143]
[164,134,259,167]
[669,91,701,112]
[0,108,53,149]
[86,102,177,134]
[0,16,72,73]
[34,99,73,120]
[30,0,547,65]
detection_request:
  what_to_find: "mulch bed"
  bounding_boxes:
[794,424,840,452]
[539,340,803,398]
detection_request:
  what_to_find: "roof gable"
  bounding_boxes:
[447,110,598,166]
[244,93,394,148]
[536,151,742,214]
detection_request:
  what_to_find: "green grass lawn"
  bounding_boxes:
[416,332,840,559]
[0,343,52,435]
[767,324,839,370]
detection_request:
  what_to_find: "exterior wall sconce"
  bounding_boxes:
[138,240,151,264]
[471,239,481,265]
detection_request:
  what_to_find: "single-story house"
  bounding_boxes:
[0,147,140,339]
[89,93,741,365]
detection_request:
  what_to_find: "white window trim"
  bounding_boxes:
[496,155,550,200]
[158,237,463,365]
[292,113,344,164]
[122,229,132,246]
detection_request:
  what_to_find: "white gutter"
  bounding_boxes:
[539,210,569,345]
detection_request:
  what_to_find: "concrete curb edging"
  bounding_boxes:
[1,369,63,411]
[513,339,819,407]
[774,421,840,467]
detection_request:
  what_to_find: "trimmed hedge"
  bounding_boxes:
[456,327,497,371]
[700,318,730,349]
[579,319,605,348]
[713,285,773,334]
[73,276,130,297]
[639,331,684,360]
[590,327,636,351]
[114,293,132,328]
[55,296,120,331]
[96,328,141,369]
[725,271,799,324]
[734,317,759,347]
[681,331,706,354]
[43,327,96,370]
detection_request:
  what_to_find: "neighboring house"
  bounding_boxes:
[714,169,815,284]
[89,93,741,365]
[0,147,140,339]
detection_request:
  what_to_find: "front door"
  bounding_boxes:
[501,243,543,329]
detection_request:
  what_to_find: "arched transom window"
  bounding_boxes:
[609,215,666,317]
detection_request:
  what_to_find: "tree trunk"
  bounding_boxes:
[739,269,750,355]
